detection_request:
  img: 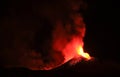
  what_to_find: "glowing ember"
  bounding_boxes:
[76,46,91,60]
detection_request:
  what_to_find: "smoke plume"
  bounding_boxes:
[0,0,87,70]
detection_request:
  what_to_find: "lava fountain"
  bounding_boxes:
[76,45,91,60]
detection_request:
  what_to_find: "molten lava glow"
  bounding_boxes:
[76,46,91,60]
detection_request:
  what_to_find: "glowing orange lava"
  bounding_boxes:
[76,46,91,60]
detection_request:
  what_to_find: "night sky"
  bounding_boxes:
[0,0,120,77]
[83,0,120,62]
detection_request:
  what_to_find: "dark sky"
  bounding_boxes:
[83,0,120,62]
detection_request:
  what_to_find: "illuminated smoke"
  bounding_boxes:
[0,0,90,70]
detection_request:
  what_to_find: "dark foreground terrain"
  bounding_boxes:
[0,60,120,77]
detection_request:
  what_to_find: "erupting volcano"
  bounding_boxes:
[0,0,92,70]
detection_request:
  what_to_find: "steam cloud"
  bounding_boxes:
[0,0,87,70]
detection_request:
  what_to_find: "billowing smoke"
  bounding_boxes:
[0,0,87,70]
